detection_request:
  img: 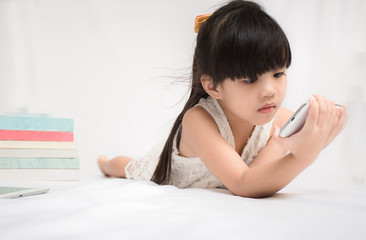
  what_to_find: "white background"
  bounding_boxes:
[0,0,365,185]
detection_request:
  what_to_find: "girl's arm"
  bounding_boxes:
[182,96,347,198]
[247,107,293,168]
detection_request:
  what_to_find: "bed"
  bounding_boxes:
[1,176,365,240]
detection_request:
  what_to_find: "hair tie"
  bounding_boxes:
[194,13,212,33]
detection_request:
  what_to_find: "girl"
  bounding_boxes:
[98,0,347,198]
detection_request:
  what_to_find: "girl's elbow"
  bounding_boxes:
[229,169,284,198]
[229,176,281,198]
[231,188,277,198]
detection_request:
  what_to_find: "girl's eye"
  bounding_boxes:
[274,72,286,78]
[243,79,257,84]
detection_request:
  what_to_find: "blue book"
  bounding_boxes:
[0,158,79,169]
[0,115,73,132]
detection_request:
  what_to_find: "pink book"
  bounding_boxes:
[0,130,73,142]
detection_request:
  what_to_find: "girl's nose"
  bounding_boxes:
[261,80,276,98]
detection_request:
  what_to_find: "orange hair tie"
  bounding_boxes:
[194,13,212,33]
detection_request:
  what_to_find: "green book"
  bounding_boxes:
[0,158,79,169]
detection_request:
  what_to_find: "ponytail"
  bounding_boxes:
[151,57,208,184]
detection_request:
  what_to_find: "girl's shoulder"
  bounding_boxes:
[179,105,221,158]
[183,105,216,127]
[181,104,222,141]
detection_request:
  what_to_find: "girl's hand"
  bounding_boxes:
[272,95,348,161]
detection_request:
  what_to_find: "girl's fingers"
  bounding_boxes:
[315,95,328,129]
[272,125,293,151]
[339,106,348,131]
[272,126,284,145]
[303,95,318,131]
[334,106,348,135]
[325,105,347,147]
[325,97,336,131]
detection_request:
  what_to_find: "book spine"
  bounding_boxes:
[0,140,76,149]
[0,130,73,142]
[0,115,73,132]
[0,158,79,169]
[0,149,78,158]
[0,169,80,181]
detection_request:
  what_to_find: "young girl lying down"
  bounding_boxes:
[98,0,347,198]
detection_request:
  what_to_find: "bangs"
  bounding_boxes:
[209,7,291,82]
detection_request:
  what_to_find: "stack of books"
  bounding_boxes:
[0,114,80,181]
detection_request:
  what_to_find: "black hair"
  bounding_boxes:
[151,0,291,184]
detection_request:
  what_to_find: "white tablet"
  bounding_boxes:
[0,186,49,199]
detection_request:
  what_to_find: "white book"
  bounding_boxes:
[0,169,80,181]
[0,148,78,158]
[0,141,76,149]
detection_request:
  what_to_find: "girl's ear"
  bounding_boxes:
[201,74,222,99]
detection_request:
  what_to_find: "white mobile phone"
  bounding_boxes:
[279,102,310,138]
[0,186,49,199]
[280,101,341,137]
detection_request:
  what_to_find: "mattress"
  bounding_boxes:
[0,176,365,240]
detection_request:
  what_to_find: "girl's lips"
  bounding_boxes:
[258,104,276,114]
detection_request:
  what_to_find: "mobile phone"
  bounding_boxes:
[0,186,49,199]
[279,102,310,137]
[279,101,341,137]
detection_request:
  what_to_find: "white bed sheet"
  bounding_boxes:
[0,176,365,240]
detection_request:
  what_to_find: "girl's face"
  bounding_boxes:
[216,67,287,126]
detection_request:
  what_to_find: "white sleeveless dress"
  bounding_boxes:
[125,96,273,189]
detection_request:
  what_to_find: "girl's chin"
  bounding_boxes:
[253,113,276,126]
